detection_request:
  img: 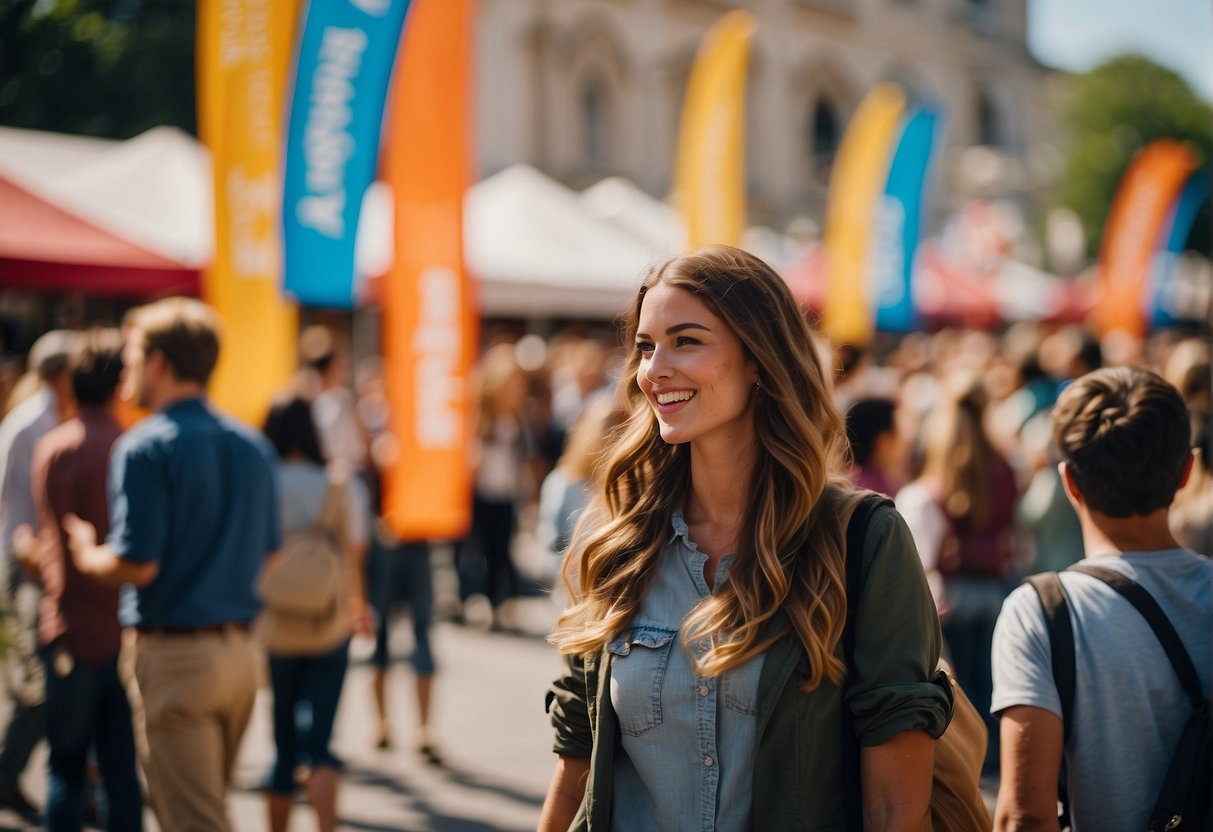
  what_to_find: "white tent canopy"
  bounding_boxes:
[580,176,686,256]
[0,126,809,318]
[464,164,664,317]
[0,125,212,267]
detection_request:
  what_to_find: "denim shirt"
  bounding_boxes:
[547,500,954,831]
[610,511,763,832]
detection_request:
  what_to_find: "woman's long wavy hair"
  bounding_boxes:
[919,371,1002,532]
[549,246,854,690]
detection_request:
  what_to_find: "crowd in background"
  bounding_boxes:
[0,297,1207,829]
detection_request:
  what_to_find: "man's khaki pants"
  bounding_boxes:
[123,628,261,832]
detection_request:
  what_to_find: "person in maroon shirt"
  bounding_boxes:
[19,328,141,831]
[844,397,910,498]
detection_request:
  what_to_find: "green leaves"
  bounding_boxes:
[0,0,195,138]
[1056,54,1213,258]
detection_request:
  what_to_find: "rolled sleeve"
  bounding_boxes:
[105,441,167,564]
[546,651,594,758]
[846,506,953,746]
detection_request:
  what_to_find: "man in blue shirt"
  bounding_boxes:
[67,298,280,832]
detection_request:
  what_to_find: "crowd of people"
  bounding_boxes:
[536,248,1210,832]
[0,245,1207,831]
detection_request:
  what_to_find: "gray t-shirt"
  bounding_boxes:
[992,549,1213,832]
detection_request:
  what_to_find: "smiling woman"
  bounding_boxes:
[540,246,953,832]
[634,283,759,451]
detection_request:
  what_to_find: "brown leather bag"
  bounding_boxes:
[928,660,992,831]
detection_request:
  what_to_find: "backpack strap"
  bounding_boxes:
[1067,563,1206,709]
[840,492,895,832]
[1024,573,1077,742]
[313,468,350,544]
[1024,571,1077,829]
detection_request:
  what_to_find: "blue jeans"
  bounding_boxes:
[941,574,1010,774]
[267,641,349,795]
[41,645,142,832]
[369,540,435,675]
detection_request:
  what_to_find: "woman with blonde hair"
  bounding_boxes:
[541,247,950,831]
[537,394,627,557]
[896,370,1018,775]
[459,342,537,623]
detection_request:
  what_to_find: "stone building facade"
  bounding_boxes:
[475,0,1057,232]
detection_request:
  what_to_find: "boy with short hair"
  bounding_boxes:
[991,366,1212,831]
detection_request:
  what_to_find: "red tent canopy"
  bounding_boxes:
[0,177,199,297]
[0,126,207,298]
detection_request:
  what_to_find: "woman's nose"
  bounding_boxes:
[643,346,674,383]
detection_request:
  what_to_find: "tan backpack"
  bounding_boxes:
[255,469,351,656]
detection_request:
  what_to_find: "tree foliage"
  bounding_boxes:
[0,0,195,139]
[1057,54,1213,258]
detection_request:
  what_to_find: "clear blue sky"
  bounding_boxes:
[1028,0,1213,101]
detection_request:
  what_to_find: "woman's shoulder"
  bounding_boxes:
[853,498,922,571]
[279,459,328,484]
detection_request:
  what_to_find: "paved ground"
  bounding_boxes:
[0,537,998,831]
[0,602,565,832]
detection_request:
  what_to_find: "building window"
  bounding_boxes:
[808,97,841,185]
[579,74,610,170]
[975,86,1001,147]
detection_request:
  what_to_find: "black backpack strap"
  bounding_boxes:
[1024,572,1076,830]
[840,492,894,832]
[1024,573,1077,742]
[1068,563,1206,709]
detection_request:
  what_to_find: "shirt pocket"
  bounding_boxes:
[722,653,763,716]
[608,624,677,737]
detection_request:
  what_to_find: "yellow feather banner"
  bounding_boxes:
[197,0,300,425]
[672,9,756,250]
[822,83,906,346]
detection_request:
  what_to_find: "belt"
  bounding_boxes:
[135,621,250,637]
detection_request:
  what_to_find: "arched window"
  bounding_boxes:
[976,86,1001,147]
[808,97,841,185]
[812,99,841,157]
[579,74,610,170]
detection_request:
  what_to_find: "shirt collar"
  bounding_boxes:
[162,396,208,415]
[668,509,689,546]
[77,405,119,427]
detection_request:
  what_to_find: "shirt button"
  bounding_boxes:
[698,685,709,697]
[704,756,715,767]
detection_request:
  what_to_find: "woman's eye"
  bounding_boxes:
[635,341,654,354]
[676,336,700,347]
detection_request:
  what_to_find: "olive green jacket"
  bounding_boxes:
[546,504,953,831]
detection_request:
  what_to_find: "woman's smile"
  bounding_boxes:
[634,283,758,448]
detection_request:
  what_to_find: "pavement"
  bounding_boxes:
[0,604,566,832]
[0,538,568,832]
[0,536,999,831]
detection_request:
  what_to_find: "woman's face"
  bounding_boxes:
[635,282,759,450]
